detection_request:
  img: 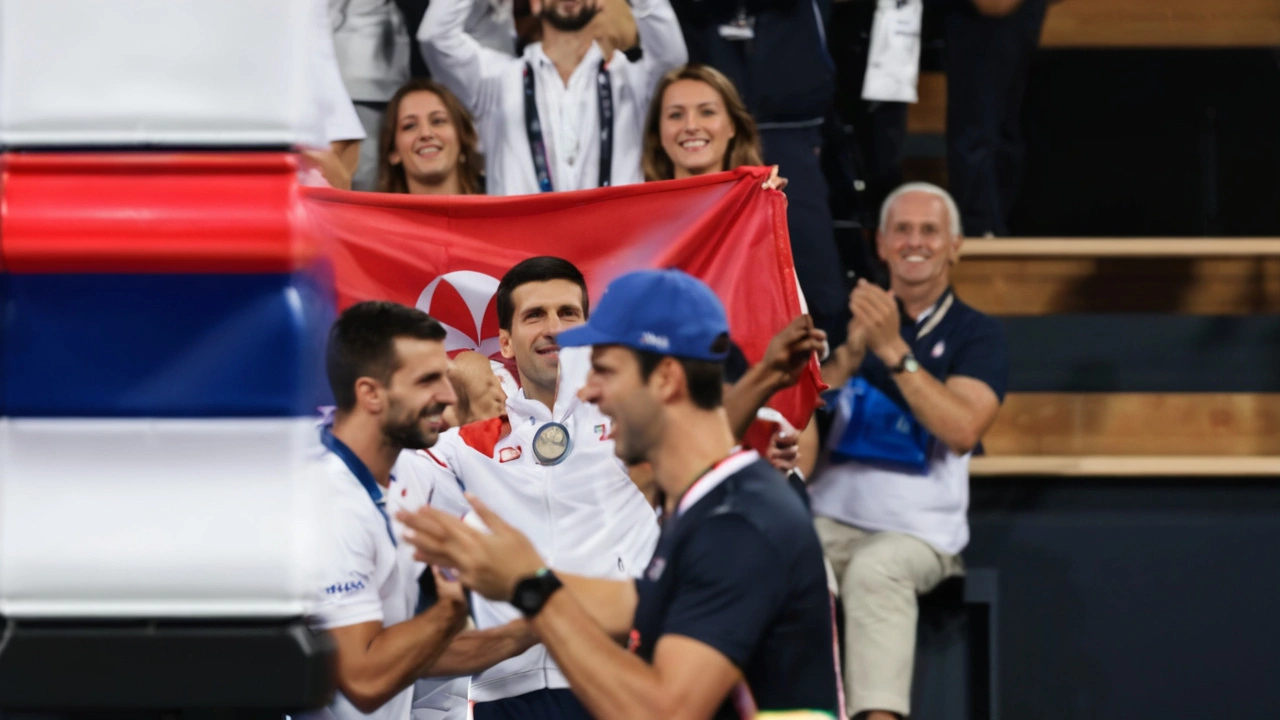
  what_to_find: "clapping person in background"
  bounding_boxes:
[377,79,485,195]
[811,183,1008,720]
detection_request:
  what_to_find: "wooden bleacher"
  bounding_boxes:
[894,2,1280,475]
[956,239,1280,314]
[1039,0,1280,49]
[954,239,1280,477]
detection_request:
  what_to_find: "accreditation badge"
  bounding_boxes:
[532,421,571,465]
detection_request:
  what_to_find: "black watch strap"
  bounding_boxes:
[510,569,563,618]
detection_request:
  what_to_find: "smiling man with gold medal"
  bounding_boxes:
[406,257,663,720]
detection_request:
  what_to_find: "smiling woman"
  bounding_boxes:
[641,64,764,182]
[376,79,485,195]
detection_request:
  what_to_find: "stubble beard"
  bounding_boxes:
[383,403,444,451]
[542,4,599,32]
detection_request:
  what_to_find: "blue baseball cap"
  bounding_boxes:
[556,269,730,361]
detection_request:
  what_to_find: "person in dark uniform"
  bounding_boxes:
[833,0,1048,238]
[398,269,839,719]
[941,0,1048,237]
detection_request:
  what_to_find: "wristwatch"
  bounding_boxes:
[890,351,920,375]
[510,569,563,618]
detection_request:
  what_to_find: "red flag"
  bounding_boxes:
[301,166,823,430]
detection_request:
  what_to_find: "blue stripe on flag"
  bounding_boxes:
[3,272,334,417]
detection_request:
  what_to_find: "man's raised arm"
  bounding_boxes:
[417,0,512,116]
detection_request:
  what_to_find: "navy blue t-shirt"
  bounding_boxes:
[631,457,839,718]
[861,288,1009,409]
[817,288,1009,456]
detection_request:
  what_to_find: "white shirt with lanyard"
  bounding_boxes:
[523,50,613,193]
[418,0,688,196]
[305,428,432,720]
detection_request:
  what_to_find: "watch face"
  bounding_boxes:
[904,356,921,372]
[513,571,562,617]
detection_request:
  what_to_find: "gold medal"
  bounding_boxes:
[532,421,571,465]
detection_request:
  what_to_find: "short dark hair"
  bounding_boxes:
[326,301,447,411]
[635,350,725,410]
[722,340,750,385]
[496,257,590,331]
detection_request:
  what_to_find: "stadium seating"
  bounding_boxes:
[954,238,1280,477]
[1038,0,1280,48]
[905,0,1280,169]
[911,568,1000,720]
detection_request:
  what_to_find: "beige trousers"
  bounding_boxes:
[814,516,964,718]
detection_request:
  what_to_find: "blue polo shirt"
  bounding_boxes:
[631,452,839,718]
[862,287,1008,408]
[810,287,1009,555]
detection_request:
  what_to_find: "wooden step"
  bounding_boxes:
[970,454,1280,476]
[907,72,947,136]
[984,393,1280,456]
[961,238,1280,257]
[884,238,1280,473]
[952,238,1280,315]
[1041,0,1280,48]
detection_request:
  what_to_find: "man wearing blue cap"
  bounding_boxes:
[398,269,840,720]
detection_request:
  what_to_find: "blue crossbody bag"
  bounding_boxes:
[831,377,933,474]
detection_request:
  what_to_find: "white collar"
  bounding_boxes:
[915,289,954,339]
[915,303,936,325]
[504,346,591,423]
[506,391,580,425]
[523,40,607,76]
[913,287,952,324]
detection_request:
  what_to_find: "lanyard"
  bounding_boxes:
[914,288,955,340]
[674,449,755,518]
[321,426,397,547]
[523,58,614,193]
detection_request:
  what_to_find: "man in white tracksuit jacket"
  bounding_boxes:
[413,256,660,720]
